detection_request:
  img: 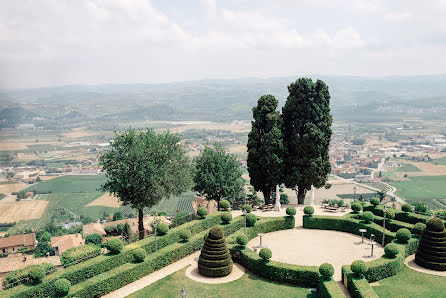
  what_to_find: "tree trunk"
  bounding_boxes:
[297,187,306,205]
[138,208,144,240]
[217,198,220,211]
[263,188,272,205]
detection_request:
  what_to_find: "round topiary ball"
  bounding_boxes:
[412,222,426,236]
[221,212,232,224]
[303,206,314,216]
[132,248,147,263]
[401,203,412,212]
[370,197,380,206]
[246,213,257,227]
[385,208,395,220]
[426,217,445,232]
[351,202,362,213]
[54,278,71,297]
[179,229,191,242]
[208,226,224,240]
[197,207,208,218]
[157,223,169,235]
[105,238,124,254]
[259,248,272,261]
[28,267,45,285]
[361,211,374,223]
[351,260,368,277]
[242,205,252,213]
[219,200,231,210]
[384,243,399,258]
[396,228,411,243]
[236,235,248,247]
[319,263,334,280]
[286,206,296,216]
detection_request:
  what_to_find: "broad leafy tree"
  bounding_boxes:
[193,144,244,210]
[247,95,284,204]
[282,78,332,204]
[100,129,193,239]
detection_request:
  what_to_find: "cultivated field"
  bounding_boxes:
[0,182,28,194]
[24,175,107,193]
[87,193,122,208]
[0,200,48,223]
[38,175,60,181]
[406,161,446,176]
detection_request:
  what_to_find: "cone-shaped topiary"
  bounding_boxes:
[198,226,233,277]
[415,217,446,271]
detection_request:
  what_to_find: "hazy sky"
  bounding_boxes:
[1,0,446,89]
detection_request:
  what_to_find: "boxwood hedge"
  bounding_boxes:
[363,205,446,226]
[60,244,101,267]
[317,279,346,298]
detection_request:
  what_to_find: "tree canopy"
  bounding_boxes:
[247,95,284,205]
[193,144,244,209]
[282,78,332,204]
[100,129,193,239]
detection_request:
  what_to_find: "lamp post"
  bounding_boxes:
[382,206,387,247]
[353,185,357,202]
[180,289,186,298]
[243,208,247,235]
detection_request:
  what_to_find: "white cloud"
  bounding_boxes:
[384,11,412,22]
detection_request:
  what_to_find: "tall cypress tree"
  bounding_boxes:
[282,78,332,204]
[247,95,284,205]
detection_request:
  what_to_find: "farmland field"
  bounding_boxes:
[391,163,422,172]
[87,193,122,208]
[24,175,107,193]
[389,175,446,209]
[431,156,446,165]
[0,182,28,194]
[0,200,48,223]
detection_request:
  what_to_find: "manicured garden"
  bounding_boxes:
[127,266,317,298]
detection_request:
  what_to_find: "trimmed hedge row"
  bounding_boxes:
[317,279,345,298]
[0,213,235,298]
[347,213,414,233]
[60,244,101,267]
[303,214,396,246]
[363,205,446,226]
[2,263,56,290]
[341,268,378,298]
[68,217,290,297]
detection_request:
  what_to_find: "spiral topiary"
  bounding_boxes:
[221,212,232,224]
[351,260,368,277]
[384,243,399,258]
[361,211,374,223]
[303,206,314,216]
[197,207,208,218]
[415,217,446,271]
[132,248,147,263]
[412,222,426,237]
[351,202,362,213]
[54,278,71,297]
[198,226,233,277]
[236,235,248,247]
[319,263,334,280]
[246,213,257,227]
[401,203,412,212]
[286,206,296,216]
[396,228,411,243]
[259,248,272,261]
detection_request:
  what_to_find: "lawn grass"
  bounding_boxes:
[372,264,446,298]
[391,163,422,172]
[24,175,107,193]
[389,175,446,209]
[128,266,317,298]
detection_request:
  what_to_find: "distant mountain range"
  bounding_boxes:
[1,75,446,128]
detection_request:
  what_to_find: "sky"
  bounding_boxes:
[0,0,446,89]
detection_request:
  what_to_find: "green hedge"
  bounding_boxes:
[303,214,396,246]
[60,244,101,267]
[2,263,56,290]
[317,279,346,298]
[363,205,446,226]
[341,267,378,298]
[0,213,233,298]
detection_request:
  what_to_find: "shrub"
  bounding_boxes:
[415,217,446,271]
[105,239,123,254]
[236,235,248,247]
[361,211,374,223]
[401,203,412,212]
[381,208,395,220]
[241,204,252,213]
[39,231,51,242]
[286,206,297,216]
[370,197,380,206]
[132,248,146,263]
[246,213,257,227]
[412,222,426,236]
[351,202,362,213]
[175,211,191,226]
[384,243,399,258]
[303,206,314,216]
[219,200,231,210]
[28,267,45,285]
[54,278,71,297]
[319,263,334,280]
[179,229,191,242]
[156,223,169,235]
[104,225,117,235]
[60,244,101,266]
[2,263,55,289]
[198,226,233,277]
[351,260,367,277]
[396,228,411,243]
[259,248,272,261]
[85,233,102,245]
[221,212,232,224]
[426,217,445,232]
[197,207,208,218]
[337,200,345,207]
